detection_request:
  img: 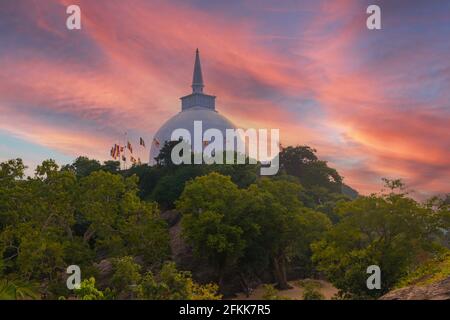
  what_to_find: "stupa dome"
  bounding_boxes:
[149,49,239,164]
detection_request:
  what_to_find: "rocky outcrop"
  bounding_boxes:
[161,210,181,227]
[94,259,113,289]
[164,210,254,296]
[94,256,144,290]
[168,215,194,268]
[380,276,450,300]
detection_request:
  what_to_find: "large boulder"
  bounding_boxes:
[160,210,181,227]
[380,276,450,300]
[166,212,248,296]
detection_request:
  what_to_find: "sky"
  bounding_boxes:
[0,0,449,199]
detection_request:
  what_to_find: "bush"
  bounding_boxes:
[74,277,105,300]
[298,280,324,300]
[138,262,221,300]
[396,251,450,288]
[262,284,282,300]
[303,288,324,300]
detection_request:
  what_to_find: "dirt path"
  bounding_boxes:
[234,279,338,300]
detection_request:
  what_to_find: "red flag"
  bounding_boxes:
[112,144,118,159]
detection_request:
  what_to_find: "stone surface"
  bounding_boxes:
[380,276,450,300]
[160,210,181,227]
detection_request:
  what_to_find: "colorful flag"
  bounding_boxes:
[140,137,146,147]
[111,144,120,159]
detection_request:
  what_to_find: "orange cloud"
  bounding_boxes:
[0,0,448,197]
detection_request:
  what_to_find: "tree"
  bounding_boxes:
[154,140,188,167]
[312,180,444,299]
[102,160,121,173]
[73,277,105,300]
[151,165,207,210]
[279,146,343,194]
[176,173,246,286]
[0,158,26,180]
[77,171,129,252]
[34,160,77,239]
[63,156,102,178]
[123,164,163,200]
[177,173,331,291]
[111,256,142,297]
[0,160,77,283]
[0,158,172,299]
[119,199,170,265]
[77,171,169,262]
[242,179,331,289]
[0,279,40,300]
[0,159,28,228]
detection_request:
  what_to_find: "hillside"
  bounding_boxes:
[380,252,450,300]
[0,148,448,300]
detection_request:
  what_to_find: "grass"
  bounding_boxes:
[396,251,450,288]
[297,279,323,289]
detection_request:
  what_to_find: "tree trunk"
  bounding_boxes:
[215,257,227,290]
[66,225,73,240]
[217,265,225,290]
[272,255,292,290]
[83,228,95,243]
[238,272,251,297]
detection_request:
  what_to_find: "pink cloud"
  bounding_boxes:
[0,0,448,197]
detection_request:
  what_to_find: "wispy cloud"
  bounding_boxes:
[0,0,448,197]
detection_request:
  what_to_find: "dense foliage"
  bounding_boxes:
[0,145,448,299]
[0,158,170,298]
[311,180,449,298]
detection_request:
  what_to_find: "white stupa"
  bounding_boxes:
[149,49,238,164]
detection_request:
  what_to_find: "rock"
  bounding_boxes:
[168,218,219,288]
[94,259,113,288]
[161,210,181,227]
[380,276,450,300]
[167,217,265,297]
[95,259,113,274]
[169,218,193,267]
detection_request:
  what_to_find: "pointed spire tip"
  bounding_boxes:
[192,48,204,93]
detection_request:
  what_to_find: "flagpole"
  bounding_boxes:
[118,143,121,171]
[124,131,128,170]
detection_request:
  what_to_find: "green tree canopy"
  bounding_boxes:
[177,173,245,286]
[312,180,445,299]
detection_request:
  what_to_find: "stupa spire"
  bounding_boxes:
[192,48,204,93]
[181,49,215,111]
